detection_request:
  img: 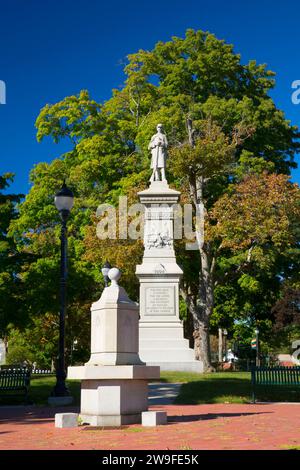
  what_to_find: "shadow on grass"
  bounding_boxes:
[1,373,298,408]
[174,376,251,404]
[0,378,81,407]
[175,376,300,405]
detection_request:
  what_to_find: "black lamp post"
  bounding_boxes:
[50,182,74,400]
[255,328,260,367]
[101,261,111,287]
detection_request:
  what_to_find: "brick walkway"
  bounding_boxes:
[1,403,300,450]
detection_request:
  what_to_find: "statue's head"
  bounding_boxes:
[157,123,163,132]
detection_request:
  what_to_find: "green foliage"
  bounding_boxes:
[6,316,58,368]
[0,174,26,337]
[35,90,102,144]
[209,173,300,345]
[170,118,238,181]
[238,274,261,294]
[2,29,300,364]
[210,285,240,330]
[179,297,188,321]
[6,329,35,365]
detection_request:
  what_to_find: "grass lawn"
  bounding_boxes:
[161,371,253,404]
[0,375,81,407]
[161,371,300,404]
[0,371,299,406]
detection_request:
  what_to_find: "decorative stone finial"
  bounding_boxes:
[108,267,121,286]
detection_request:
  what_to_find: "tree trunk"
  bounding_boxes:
[181,254,215,372]
[193,319,212,371]
[196,199,215,371]
[185,118,216,372]
[180,288,210,370]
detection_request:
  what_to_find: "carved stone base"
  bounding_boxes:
[68,365,160,427]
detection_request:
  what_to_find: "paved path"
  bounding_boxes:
[1,401,300,450]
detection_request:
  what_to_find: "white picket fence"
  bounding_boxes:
[0,366,54,374]
[31,368,53,375]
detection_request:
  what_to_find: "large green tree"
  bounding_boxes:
[113,30,299,369]
[210,173,300,351]
[9,29,300,370]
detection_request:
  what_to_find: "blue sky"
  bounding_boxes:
[0,0,299,195]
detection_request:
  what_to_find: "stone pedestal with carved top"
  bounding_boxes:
[68,268,160,426]
[136,181,203,372]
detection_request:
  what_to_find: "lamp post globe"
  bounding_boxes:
[54,181,74,215]
[49,181,74,405]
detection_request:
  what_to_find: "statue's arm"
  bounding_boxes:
[148,136,156,150]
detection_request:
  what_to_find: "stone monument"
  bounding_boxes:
[68,268,160,426]
[136,125,203,373]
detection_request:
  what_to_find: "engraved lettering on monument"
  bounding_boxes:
[145,286,175,316]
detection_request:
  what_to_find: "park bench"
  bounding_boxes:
[251,366,300,403]
[0,368,31,403]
